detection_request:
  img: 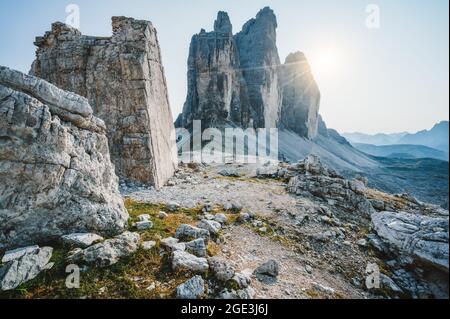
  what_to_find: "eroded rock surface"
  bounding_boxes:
[67,231,140,267]
[0,246,53,291]
[31,17,177,188]
[371,211,449,271]
[0,66,128,251]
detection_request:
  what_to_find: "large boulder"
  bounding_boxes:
[0,66,128,251]
[31,17,178,188]
[371,211,449,272]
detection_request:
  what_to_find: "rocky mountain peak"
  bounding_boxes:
[214,11,232,33]
[285,51,307,64]
[255,6,277,27]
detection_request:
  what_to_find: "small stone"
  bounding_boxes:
[214,214,228,224]
[172,251,209,273]
[142,241,156,250]
[232,272,251,288]
[175,224,210,243]
[137,214,150,222]
[158,211,168,219]
[254,260,279,283]
[357,239,367,247]
[185,238,207,257]
[160,237,186,252]
[305,265,313,274]
[61,233,104,248]
[135,220,153,230]
[258,227,267,233]
[197,219,222,236]
[238,212,250,222]
[313,282,335,295]
[167,201,180,212]
[176,276,205,299]
[208,257,235,282]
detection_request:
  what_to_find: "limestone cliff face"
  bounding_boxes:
[31,17,177,188]
[178,7,320,139]
[179,12,250,129]
[279,52,320,139]
[0,66,128,250]
[234,7,282,129]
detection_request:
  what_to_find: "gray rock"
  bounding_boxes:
[172,250,209,273]
[141,241,156,250]
[232,272,251,288]
[197,219,222,236]
[0,66,128,251]
[380,274,403,294]
[176,275,205,299]
[137,214,150,222]
[32,18,178,189]
[1,246,40,263]
[67,231,140,267]
[208,257,235,282]
[218,169,240,178]
[158,211,168,219]
[238,212,251,222]
[214,214,228,224]
[160,237,186,252]
[61,233,104,248]
[256,166,280,178]
[175,224,210,243]
[135,220,153,231]
[0,246,53,291]
[371,211,449,271]
[167,201,180,212]
[313,282,335,295]
[254,259,279,283]
[185,238,207,257]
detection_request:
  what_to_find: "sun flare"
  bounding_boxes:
[309,46,342,78]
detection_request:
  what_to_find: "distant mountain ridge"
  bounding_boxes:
[343,121,449,153]
[353,143,449,161]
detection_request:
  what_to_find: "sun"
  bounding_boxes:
[309,46,341,78]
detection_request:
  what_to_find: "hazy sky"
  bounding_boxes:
[0,0,448,134]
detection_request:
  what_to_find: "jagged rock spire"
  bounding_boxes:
[214,11,232,33]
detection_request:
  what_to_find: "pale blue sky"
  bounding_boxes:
[0,0,448,134]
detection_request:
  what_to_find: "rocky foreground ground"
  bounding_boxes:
[1,155,448,299]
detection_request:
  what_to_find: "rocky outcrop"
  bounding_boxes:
[31,17,177,188]
[279,52,320,139]
[287,155,375,215]
[0,66,128,251]
[177,7,319,136]
[371,211,449,272]
[235,7,282,128]
[178,12,251,129]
